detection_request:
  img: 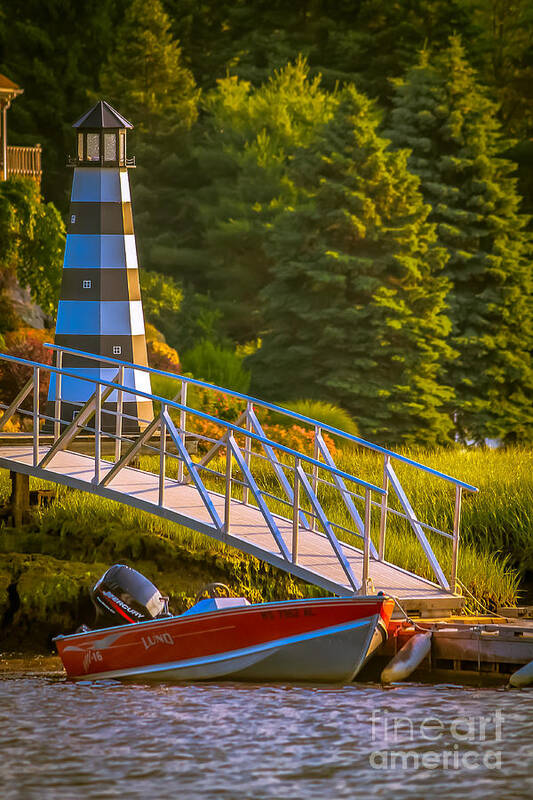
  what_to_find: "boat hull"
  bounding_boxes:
[55,596,393,684]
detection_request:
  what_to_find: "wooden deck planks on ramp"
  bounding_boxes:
[0,445,456,604]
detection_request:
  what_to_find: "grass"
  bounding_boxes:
[334,445,533,574]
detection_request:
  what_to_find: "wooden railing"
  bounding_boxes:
[3,144,42,183]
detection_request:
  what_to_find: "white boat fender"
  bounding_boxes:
[381,631,432,684]
[509,658,533,688]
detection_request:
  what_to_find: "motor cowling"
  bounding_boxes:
[91,564,171,627]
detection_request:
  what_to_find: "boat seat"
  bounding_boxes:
[180,597,251,616]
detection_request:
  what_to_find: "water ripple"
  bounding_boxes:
[1,668,533,799]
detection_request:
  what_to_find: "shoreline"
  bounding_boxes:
[0,653,63,673]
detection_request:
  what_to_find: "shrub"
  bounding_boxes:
[262,424,338,458]
[186,416,229,452]
[150,373,182,403]
[0,328,53,410]
[184,417,338,458]
[147,339,181,373]
[187,386,244,422]
[145,322,166,343]
[181,340,251,393]
[280,399,359,436]
[140,270,183,346]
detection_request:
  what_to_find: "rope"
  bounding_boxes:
[389,595,428,633]
[455,578,502,619]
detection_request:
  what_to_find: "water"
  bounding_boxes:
[1,657,533,800]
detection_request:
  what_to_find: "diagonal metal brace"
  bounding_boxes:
[386,461,450,590]
[247,407,310,530]
[163,410,223,531]
[228,432,291,561]
[316,430,378,559]
[227,431,291,561]
[296,463,360,591]
[188,409,248,482]
[0,376,34,431]
[39,372,121,469]
[99,413,162,487]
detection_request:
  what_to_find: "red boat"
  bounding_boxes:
[54,565,394,683]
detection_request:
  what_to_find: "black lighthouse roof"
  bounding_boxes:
[72,100,133,130]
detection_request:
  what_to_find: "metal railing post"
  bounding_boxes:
[54,350,63,440]
[114,365,124,462]
[33,367,39,466]
[225,434,232,535]
[292,456,300,563]
[363,488,372,592]
[159,404,166,507]
[243,401,252,505]
[312,425,320,530]
[93,382,101,483]
[178,381,187,482]
[451,486,462,592]
[378,454,389,560]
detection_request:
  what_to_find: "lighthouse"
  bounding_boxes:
[47,100,153,433]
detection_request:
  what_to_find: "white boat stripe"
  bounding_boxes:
[63,625,236,653]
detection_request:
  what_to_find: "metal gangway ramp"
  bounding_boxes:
[0,345,478,612]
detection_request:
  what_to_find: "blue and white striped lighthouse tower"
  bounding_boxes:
[47,100,153,433]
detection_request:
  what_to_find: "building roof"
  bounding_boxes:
[72,100,133,130]
[0,73,23,99]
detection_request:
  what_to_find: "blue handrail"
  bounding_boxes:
[0,349,385,496]
[43,342,479,493]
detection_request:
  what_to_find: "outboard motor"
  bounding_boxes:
[91,564,171,628]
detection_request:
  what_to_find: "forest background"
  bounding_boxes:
[0,0,532,449]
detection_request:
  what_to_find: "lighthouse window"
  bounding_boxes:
[119,131,125,163]
[86,133,100,161]
[104,133,117,161]
[83,280,92,289]
[77,133,84,161]
[113,345,122,355]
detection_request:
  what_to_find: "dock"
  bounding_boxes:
[0,344,479,616]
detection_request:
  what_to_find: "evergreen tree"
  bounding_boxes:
[466,0,533,138]
[100,0,200,283]
[319,0,477,101]
[166,0,477,98]
[249,86,454,447]
[0,0,126,209]
[166,0,300,89]
[100,0,198,135]
[192,58,338,342]
[387,37,533,443]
